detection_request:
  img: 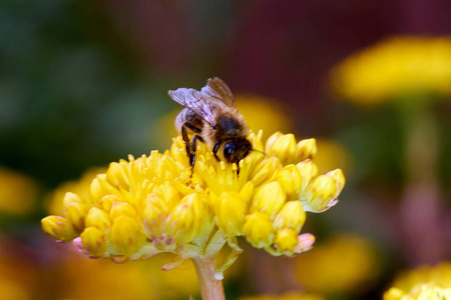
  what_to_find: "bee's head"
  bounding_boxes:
[223,138,252,164]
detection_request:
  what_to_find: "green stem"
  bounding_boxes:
[192,256,225,300]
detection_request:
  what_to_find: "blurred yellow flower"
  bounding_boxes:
[240,291,324,300]
[42,131,344,279]
[235,95,294,140]
[58,251,200,300]
[0,167,38,215]
[314,139,351,175]
[294,234,379,294]
[384,262,451,300]
[152,95,293,149]
[37,246,200,300]
[331,36,451,104]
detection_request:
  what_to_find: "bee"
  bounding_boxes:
[168,77,252,168]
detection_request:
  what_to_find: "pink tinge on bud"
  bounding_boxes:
[294,233,315,253]
[72,237,88,255]
[326,198,339,209]
[314,197,340,213]
[111,257,128,264]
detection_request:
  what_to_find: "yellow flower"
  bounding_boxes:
[384,262,451,300]
[0,167,38,215]
[42,131,344,275]
[331,36,451,104]
[294,234,379,294]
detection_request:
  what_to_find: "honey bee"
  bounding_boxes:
[168,77,252,168]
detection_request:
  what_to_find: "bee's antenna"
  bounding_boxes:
[251,149,266,156]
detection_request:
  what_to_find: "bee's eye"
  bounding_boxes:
[224,143,235,154]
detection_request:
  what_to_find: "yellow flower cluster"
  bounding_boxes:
[42,131,344,274]
[384,262,451,300]
[331,37,451,104]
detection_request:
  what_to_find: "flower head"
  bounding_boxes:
[42,131,344,275]
[331,36,451,104]
[384,262,451,300]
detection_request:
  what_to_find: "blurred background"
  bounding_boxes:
[1,0,451,299]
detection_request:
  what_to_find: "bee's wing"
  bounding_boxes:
[201,77,236,107]
[168,88,217,126]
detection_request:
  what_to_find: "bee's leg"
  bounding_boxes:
[181,125,193,164]
[183,122,202,134]
[190,135,204,167]
[212,141,221,161]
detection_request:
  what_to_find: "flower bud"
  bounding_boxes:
[300,175,338,213]
[109,202,138,220]
[110,215,145,256]
[266,133,297,164]
[273,201,306,232]
[251,157,282,186]
[98,195,116,212]
[85,207,111,232]
[242,212,274,248]
[215,192,246,236]
[239,181,254,205]
[327,169,346,199]
[296,160,318,191]
[89,177,105,202]
[106,162,128,188]
[65,202,89,232]
[142,194,170,236]
[161,181,182,209]
[276,165,302,199]
[62,192,83,208]
[80,226,107,257]
[247,130,264,153]
[294,233,315,253]
[167,193,206,243]
[265,131,284,152]
[274,228,299,254]
[295,138,317,162]
[250,181,286,219]
[41,216,77,241]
